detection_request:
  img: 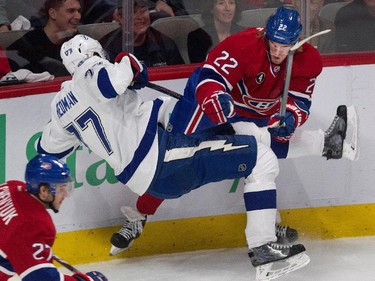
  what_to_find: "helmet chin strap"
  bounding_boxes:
[38,195,59,213]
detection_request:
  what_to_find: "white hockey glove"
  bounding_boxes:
[114,52,149,90]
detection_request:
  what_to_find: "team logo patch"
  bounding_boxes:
[273,66,280,73]
[238,163,247,172]
[41,162,52,170]
[166,122,173,132]
[256,72,265,84]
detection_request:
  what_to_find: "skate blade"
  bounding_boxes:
[255,252,310,281]
[343,105,359,161]
[109,240,134,256]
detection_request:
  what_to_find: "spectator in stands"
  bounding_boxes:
[293,0,336,53]
[0,0,10,32]
[100,0,184,66]
[0,45,11,78]
[31,0,116,27]
[148,0,188,21]
[187,0,245,63]
[6,0,81,77]
[335,0,375,52]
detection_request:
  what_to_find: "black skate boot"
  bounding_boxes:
[275,224,298,244]
[110,206,147,256]
[249,242,310,280]
[323,105,347,160]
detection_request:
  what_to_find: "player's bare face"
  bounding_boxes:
[214,0,236,24]
[268,40,292,65]
[53,0,81,34]
[51,183,72,211]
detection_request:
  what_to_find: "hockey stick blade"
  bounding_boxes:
[290,29,331,51]
[145,82,182,100]
[52,254,80,273]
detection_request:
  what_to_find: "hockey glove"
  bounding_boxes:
[201,90,235,124]
[114,52,148,90]
[128,61,148,90]
[267,111,296,143]
[73,271,108,281]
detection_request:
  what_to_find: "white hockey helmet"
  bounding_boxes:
[60,34,107,74]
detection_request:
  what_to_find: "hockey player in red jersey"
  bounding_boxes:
[112,6,358,266]
[0,154,107,281]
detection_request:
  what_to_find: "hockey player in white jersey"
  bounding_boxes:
[38,34,309,280]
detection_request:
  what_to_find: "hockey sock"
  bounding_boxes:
[136,193,164,215]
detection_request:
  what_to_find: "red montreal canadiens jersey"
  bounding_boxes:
[196,27,323,123]
[0,181,77,281]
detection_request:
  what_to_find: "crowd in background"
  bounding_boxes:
[0,0,374,79]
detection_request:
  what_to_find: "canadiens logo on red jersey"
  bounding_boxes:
[241,95,280,114]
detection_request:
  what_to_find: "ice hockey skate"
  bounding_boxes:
[275,224,298,244]
[110,206,147,256]
[323,105,359,161]
[249,242,310,280]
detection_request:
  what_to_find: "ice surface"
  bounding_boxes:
[9,236,375,280]
[11,237,375,281]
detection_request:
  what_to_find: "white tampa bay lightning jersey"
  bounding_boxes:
[39,55,174,195]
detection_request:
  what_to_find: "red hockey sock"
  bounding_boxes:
[136,193,164,215]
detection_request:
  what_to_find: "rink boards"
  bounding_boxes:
[1,64,375,264]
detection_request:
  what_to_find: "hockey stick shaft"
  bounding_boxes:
[53,254,81,273]
[145,82,182,99]
[279,51,294,120]
[279,29,332,120]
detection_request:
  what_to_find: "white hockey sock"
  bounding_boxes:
[286,129,324,158]
[243,143,278,248]
[245,208,277,248]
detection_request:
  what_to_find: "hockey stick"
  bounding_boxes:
[52,254,80,273]
[278,29,331,122]
[145,81,182,99]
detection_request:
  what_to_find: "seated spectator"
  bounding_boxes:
[0,0,10,32]
[100,0,184,67]
[148,0,188,21]
[335,0,375,52]
[294,0,336,53]
[187,0,245,63]
[0,45,11,78]
[31,0,116,27]
[6,0,81,77]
